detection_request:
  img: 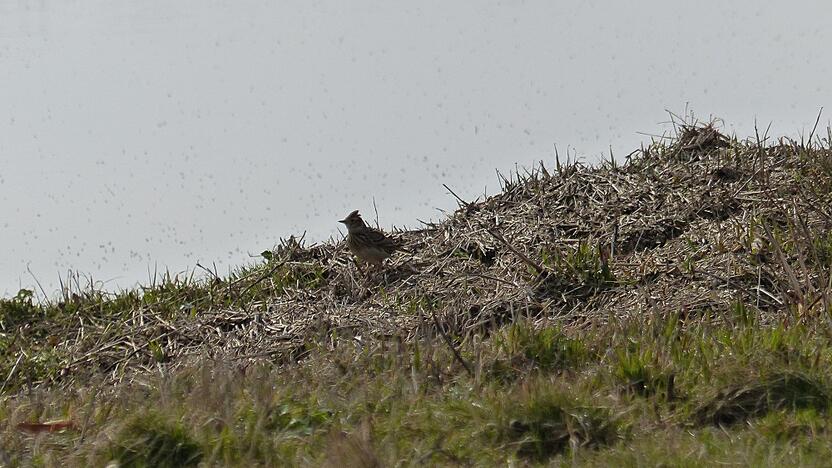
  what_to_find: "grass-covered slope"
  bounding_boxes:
[4,121,832,466]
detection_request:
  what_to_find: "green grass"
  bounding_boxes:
[104,413,203,468]
[5,312,832,466]
[0,255,330,392]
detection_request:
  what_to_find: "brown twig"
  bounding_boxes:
[428,307,473,378]
[484,227,546,276]
[444,182,546,275]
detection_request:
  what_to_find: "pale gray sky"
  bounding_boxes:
[1,0,830,296]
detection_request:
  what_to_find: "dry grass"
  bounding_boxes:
[11,120,832,387]
[3,117,832,465]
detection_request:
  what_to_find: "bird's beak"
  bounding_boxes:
[338,218,346,224]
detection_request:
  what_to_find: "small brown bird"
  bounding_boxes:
[339,210,401,267]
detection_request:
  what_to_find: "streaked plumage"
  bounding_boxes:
[339,210,400,266]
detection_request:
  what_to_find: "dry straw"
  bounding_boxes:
[6,117,832,390]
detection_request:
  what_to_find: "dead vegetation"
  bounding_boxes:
[2,119,832,392]
[4,117,832,465]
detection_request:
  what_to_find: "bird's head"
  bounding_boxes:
[338,210,366,232]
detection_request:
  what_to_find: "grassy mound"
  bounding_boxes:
[4,119,832,465]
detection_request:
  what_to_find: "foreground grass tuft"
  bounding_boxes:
[694,372,829,426]
[104,413,202,468]
[497,384,619,460]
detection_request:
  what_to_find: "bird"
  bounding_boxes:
[338,210,401,268]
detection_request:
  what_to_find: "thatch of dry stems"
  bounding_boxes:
[6,121,832,390]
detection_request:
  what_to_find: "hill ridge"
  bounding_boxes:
[2,121,832,391]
